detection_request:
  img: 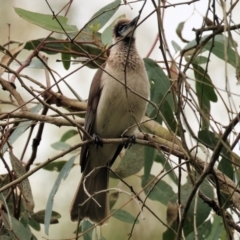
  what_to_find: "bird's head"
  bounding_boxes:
[113,17,139,42]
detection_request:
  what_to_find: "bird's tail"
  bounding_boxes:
[70,164,109,223]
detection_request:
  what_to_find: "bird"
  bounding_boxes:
[70,17,150,224]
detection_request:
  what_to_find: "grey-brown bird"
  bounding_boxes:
[70,17,150,223]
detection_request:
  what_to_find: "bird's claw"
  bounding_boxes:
[124,135,136,149]
[93,133,103,148]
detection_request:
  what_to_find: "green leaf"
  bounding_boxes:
[171,40,181,52]
[15,8,78,33]
[218,156,234,182]
[24,38,105,69]
[109,191,119,209]
[0,236,12,240]
[144,58,174,110]
[0,194,11,226]
[111,144,145,179]
[101,14,125,46]
[2,104,42,153]
[141,175,175,205]
[39,161,74,172]
[204,35,240,71]
[205,215,223,240]
[193,56,209,65]
[111,209,139,224]
[51,141,71,151]
[44,155,76,235]
[61,53,71,70]
[60,129,78,142]
[87,0,121,31]
[193,64,217,102]
[184,34,240,71]
[33,210,61,224]
[176,21,188,43]
[199,129,233,180]
[2,212,32,240]
[144,147,155,181]
[82,220,94,240]
[186,219,212,240]
[9,150,34,213]
[154,152,178,184]
[169,179,214,237]
[28,217,40,231]
[144,58,178,132]
[193,63,217,129]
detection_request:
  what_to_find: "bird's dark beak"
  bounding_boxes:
[128,16,139,27]
[119,16,139,36]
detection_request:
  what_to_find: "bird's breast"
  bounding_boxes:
[94,63,149,138]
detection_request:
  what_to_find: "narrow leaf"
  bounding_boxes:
[111,144,145,179]
[141,175,175,205]
[111,209,139,224]
[9,149,34,214]
[51,141,71,151]
[87,0,121,31]
[192,56,209,65]
[176,21,188,43]
[82,220,94,240]
[101,14,125,46]
[2,104,42,153]
[61,53,71,70]
[144,147,155,181]
[44,155,76,235]
[171,40,181,52]
[144,58,178,132]
[15,8,78,33]
[169,179,214,237]
[193,64,218,102]
[2,212,32,240]
[60,129,78,142]
[38,161,73,172]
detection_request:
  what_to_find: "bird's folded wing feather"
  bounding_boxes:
[80,63,106,171]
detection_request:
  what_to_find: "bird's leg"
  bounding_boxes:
[93,132,103,148]
[123,135,136,149]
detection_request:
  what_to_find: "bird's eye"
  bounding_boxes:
[118,24,126,33]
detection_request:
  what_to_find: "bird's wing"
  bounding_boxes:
[80,63,106,171]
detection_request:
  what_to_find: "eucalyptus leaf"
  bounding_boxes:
[171,40,181,52]
[154,152,177,184]
[144,147,155,181]
[198,129,233,172]
[33,210,61,224]
[101,14,125,46]
[141,175,175,205]
[60,129,78,142]
[87,0,121,31]
[24,37,105,68]
[44,155,76,235]
[51,141,71,151]
[205,215,223,240]
[2,212,32,240]
[168,179,213,237]
[82,220,94,240]
[2,104,42,153]
[38,161,73,172]
[144,58,178,132]
[15,8,78,33]
[192,56,209,65]
[193,64,217,102]
[111,144,145,179]
[111,209,139,224]
[61,53,71,70]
